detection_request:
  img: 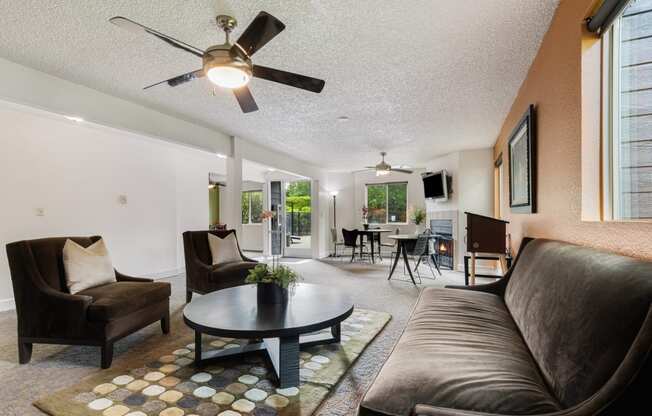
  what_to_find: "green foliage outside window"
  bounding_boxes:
[367,184,386,223]
[250,191,263,223]
[388,183,407,223]
[366,182,407,224]
[241,192,250,224]
[242,191,263,224]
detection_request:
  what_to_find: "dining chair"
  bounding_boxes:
[408,230,440,281]
[342,229,369,263]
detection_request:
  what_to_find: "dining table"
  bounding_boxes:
[357,228,392,264]
[386,234,440,285]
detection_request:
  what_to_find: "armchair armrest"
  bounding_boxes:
[240,253,257,263]
[115,271,153,283]
[40,285,93,312]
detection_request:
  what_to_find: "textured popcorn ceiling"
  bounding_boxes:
[0,0,558,170]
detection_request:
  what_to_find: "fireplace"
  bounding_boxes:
[430,219,454,270]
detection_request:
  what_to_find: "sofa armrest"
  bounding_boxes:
[445,278,508,296]
[115,271,153,283]
[415,404,497,416]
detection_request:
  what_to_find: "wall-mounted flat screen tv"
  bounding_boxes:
[423,170,450,200]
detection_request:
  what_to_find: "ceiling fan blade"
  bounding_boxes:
[233,86,259,113]
[364,166,377,169]
[143,69,204,90]
[109,16,204,58]
[253,65,325,93]
[392,168,414,174]
[235,11,285,57]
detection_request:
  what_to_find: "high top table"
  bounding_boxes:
[386,234,440,285]
[357,228,392,263]
[183,283,354,388]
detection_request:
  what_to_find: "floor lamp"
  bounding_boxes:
[330,191,339,257]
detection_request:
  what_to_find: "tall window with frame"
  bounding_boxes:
[366,182,408,224]
[604,0,652,220]
[241,190,263,224]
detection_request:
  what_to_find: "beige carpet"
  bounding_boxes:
[34,306,389,416]
[0,256,475,415]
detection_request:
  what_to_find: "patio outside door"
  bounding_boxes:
[284,180,312,258]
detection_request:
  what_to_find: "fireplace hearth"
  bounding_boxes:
[430,219,454,270]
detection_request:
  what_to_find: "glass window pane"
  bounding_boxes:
[617,0,652,219]
[367,184,387,223]
[250,191,263,223]
[387,183,407,223]
[241,192,250,224]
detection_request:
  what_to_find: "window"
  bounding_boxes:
[604,0,652,220]
[241,191,263,224]
[366,182,407,223]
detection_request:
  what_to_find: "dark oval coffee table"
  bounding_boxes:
[183,283,354,388]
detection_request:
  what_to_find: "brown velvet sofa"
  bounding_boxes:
[6,236,171,369]
[182,229,258,302]
[359,238,652,416]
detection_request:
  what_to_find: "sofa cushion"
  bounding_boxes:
[359,288,560,416]
[504,239,652,408]
[79,281,171,322]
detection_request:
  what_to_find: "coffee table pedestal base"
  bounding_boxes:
[193,323,341,388]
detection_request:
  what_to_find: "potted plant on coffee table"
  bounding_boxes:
[245,263,300,304]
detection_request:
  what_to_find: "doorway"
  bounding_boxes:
[284,180,312,257]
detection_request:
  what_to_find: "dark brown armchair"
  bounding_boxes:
[182,229,258,302]
[6,236,171,368]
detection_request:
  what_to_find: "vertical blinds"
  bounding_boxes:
[587,0,632,34]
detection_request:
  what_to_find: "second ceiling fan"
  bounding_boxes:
[365,152,414,176]
[109,11,325,113]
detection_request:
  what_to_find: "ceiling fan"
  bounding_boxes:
[365,152,414,176]
[109,12,325,113]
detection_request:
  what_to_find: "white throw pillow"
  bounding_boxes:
[63,238,116,294]
[207,232,242,265]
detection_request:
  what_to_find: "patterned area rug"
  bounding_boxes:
[34,309,390,416]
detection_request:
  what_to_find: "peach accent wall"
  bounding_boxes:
[494,0,652,260]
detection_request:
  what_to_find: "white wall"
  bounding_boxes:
[457,148,495,253]
[0,58,231,155]
[0,101,226,308]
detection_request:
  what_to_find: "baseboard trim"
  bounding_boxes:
[0,298,16,312]
[146,268,184,280]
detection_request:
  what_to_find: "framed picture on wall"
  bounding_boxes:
[508,105,536,213]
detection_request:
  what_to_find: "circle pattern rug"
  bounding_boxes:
[34,308,390,416]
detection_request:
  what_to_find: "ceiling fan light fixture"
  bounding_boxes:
[207,65,251,89]
[376,169,391,177]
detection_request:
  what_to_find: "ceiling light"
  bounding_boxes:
[206,66,251,89]
[376,169,391,177]
[64,115,84,122]
[329,191,339,197]
[216,153,227,159]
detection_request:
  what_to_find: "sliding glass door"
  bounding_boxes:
[284,180,312,257]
